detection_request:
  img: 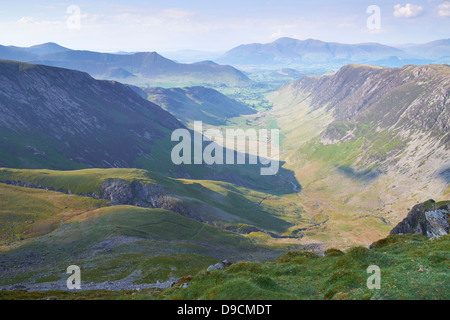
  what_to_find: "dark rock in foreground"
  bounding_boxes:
[390,199,449,238]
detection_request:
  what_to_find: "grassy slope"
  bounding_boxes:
[1,166,305,290]
[3,165,387,247]
[5,234,448,300]
[0,168,155,195]
[0,168,304,236]
[2,166,356,293]
[0,167,310,290]
[0,201,279,288]
[145,86,256,127]
[161,234,450,300]
[0,183,109,247]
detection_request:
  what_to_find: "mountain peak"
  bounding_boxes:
[192,60,219,66]
[27,42,70,55]
[273,37,323,44]
[274,37,298,42]
[30,42,66,48]
[218,38,409,66]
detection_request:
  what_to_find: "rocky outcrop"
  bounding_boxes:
[98,179,197,220]
[1,178,202,222]
[207,260,232,271]
[390,199,449,238]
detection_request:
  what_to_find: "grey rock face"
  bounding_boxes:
[99,179,199,221]
[207,260,232,271]
[1,177,200,222]
[424,210,449,237]
[390,200,449,238]
[100,179,134,204]
[207,262,225,271]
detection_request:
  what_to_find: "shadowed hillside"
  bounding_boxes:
[145,86,256,126]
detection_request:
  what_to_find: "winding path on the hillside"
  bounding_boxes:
[283,177,391,239]
[284,180,331,239]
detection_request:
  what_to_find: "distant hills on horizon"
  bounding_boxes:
[0,42,251,87]
[0,37,448,86]
[217,37,450,68]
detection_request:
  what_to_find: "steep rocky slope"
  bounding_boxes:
[0,59,181,170]
[269,63,450,229]
[287,64,450,147]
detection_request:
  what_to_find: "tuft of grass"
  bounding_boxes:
[161,234,450,300]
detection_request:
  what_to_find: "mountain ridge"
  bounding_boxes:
[217,37,447,67]
[269,63,450,227]
[145,86,256,126]
[0,59,181,170]
[0,44,251,86]
[0,59,296,192]
[283,63,450,147]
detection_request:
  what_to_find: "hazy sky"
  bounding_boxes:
[0,0,449,52]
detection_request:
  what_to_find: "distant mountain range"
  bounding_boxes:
[145,86,256,126]
[0,43,251,86]
[217,37,450,67]
[2,38,448,83]
[160,49,224,64]
[398,39,450,60]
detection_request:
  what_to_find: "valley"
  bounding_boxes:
[0,38,448,300]
[267,64,449,241]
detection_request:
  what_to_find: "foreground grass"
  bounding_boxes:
[2,234,448,300]
[0,289,158,300]
[160,234,450,300]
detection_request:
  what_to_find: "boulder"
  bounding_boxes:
[390,199,449,238]
[207,260,233,271]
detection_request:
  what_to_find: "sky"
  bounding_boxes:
[0,0,449,52]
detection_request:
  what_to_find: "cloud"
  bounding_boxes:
[271,28,283,39]
[16,16,62,27]
[393,4,424,18]
[270,24,297,39]
[161,8,195,19]
[17,16,34,24]
[438,2,450,17]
